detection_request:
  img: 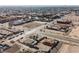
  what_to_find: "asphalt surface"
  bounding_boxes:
[42,32,79,46]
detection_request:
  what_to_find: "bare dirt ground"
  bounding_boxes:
[69,26,79,38]
[23,21,43,29]
[58,43,79,53]
[63,12,79,22]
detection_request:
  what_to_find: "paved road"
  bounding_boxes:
[7,25,45,42]
[42,32,79,46]
[6,20,79,46]
[6,20,55,42]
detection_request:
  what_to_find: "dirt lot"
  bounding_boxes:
[12,21,45,31]
[63,12,79,22]
[23,21,44,29]
[58,43,79,53]
[69,26,79,38]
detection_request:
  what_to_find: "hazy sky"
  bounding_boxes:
[0,0,78,6]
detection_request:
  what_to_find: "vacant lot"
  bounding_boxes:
[58,43,79,53]
[69,26,79,38]
[23,21,44,29]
